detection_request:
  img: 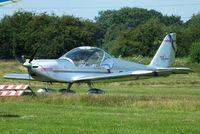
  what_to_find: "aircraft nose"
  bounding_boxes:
[23,60,40,69]
[23,61,32,68]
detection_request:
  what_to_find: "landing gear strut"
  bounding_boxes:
[37,82,56,93]
[86,82,105,94]
[58,83,76,94]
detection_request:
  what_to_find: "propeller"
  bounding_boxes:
[23,47,39,68]
[15,56,25,64]
[14,47,40,88]
[29,47,39,63]
[15,47,39,65]
[25,47,39,84]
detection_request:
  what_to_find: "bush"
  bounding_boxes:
[190,41,200,63]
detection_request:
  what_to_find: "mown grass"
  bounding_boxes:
[0,59,200,134]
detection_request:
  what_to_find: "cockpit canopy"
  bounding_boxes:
[59,46,113,69]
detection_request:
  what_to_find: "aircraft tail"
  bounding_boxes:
[149,33,176,67]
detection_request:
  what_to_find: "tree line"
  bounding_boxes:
[0,8,200,63]
[0,11,100,59]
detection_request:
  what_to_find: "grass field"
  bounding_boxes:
[0,58,200,134]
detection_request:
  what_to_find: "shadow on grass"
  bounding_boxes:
[0,115,20,118]
[0,112,20,118]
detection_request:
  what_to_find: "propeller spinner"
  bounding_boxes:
[23,47,39,68]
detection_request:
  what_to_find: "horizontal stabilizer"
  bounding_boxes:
[4,74,34,80]
[157,67,193,74]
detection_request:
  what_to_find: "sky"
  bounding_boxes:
[0,0,200,22]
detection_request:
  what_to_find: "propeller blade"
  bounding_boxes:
[29,47,39,63]
[15,56,25,64]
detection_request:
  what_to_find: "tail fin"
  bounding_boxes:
[149,33,176,67]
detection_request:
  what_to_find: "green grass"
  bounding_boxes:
[0,59,200,134]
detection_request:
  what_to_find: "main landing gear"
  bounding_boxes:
[58,82,105,94]
[86,82,105,95]
[58,83,76,94]
[37,82,105,94]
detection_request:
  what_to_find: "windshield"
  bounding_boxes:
[60,47,105,67]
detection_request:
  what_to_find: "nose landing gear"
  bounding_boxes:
[37,82,76,94]
[37,82,57,93]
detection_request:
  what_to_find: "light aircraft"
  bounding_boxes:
[0,0,20,6]
[4,33,193,94]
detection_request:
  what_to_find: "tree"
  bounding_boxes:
[161,15,183,26]
[109,18,165,57]
[190,41,200,63]
[95,7,183,52]
[185,14,200,43]
[0,11,100,59]
[95,8,163,48]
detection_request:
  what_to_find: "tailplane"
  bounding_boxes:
[150,33,176,67]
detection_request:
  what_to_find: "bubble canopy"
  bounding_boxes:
[59,46,113,68]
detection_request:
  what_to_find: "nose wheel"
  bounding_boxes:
[86,82,105,94]
[37,82,57,93]
[37,82,76,94]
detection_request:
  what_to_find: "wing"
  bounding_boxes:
[72,70,170,83]
[72,67,193,83]
[4,74,34,80]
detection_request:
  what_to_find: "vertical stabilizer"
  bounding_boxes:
[150,33,176,67]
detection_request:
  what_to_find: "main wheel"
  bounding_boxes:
[58,89,76,94]
[86,88,105,95]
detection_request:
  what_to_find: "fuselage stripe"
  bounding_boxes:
[41,69,112,74]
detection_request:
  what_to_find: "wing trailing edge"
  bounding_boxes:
[72,67,193,83]
[72,70,171,83]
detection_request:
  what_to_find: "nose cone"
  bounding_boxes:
[23,62,32,68]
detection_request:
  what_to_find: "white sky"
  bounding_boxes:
[0,0,200,22]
